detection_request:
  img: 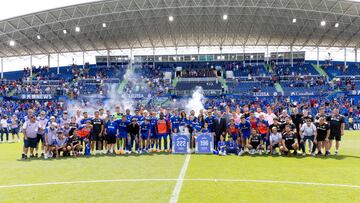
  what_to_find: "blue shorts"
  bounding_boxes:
[150,131,157,139]
[11,128,19,134]
[303,135,314,142]
[24,137,37,148]
[231,133,237,140]
[226,148,239,154]
[118,132,127,139]
[141,133,149,140]
[261,134,269,145]
[158,133,167,140]
[242,133,250,139]
[260,134,267,139]
[46,139,55,146]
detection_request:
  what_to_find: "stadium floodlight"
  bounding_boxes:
[335,23,339,28]
[169,16,174,22]
[9,40,15,46]
[292,18,296,23]
[320,20,326,26]
[63,29,67,34]
[102,23,107,28]
[37,35,41,40]
[223,14,228,21]
[75,26,81,32]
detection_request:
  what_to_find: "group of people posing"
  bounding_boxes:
[19,104,345,159]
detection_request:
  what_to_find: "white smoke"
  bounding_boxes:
[103,66,138,113]
[185,86,205,116]
[66,98,100,116]
[104,83,134,113]
[66,67,138,116]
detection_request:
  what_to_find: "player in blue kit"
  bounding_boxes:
[125,109,132,122]
[137,112,145,126]
[171,111,180,133]
[132,110,143,124]
[116,115,129,153]
[80,112,92,126]
[238,115,251,154]
[205,111,215,132]
[149,111,158,152]
[226,136,240,155]
[190,117,201,151]
[105,115,119,154]
[140,118,151,152]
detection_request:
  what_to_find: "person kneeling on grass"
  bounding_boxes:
[280,124,299,156]
[67,129,83,157]
[247,128,264,155]
[226,135,240,156]
[55,131,70,158]
[268,127,282,155]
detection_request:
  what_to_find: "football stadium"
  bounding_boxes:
[0,0,360,202]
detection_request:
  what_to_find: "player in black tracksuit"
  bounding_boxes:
[91,111,104,154]
[127,118,140,154]
[326,109,345,156]
[315,117,330,155]
[280,124,299,155]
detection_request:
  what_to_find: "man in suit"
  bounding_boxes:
[213,110,227,148]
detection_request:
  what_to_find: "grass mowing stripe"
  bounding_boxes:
[170,154,191,203]
[184,179,360,189]
[1,178,359,189]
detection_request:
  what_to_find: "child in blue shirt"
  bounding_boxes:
[226,136,240,155]
[215,135,226,156]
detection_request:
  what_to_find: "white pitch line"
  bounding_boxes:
[186,178,360,189]
[1,177,359,190]
[0,179,177,189]
[169,154,191,203]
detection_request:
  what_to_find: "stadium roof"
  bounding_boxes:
[1,0,360,57]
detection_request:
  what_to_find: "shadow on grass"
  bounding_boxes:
[16,151,182,162]
[16,153,360,162]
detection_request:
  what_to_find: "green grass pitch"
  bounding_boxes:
[0,131,359,202]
